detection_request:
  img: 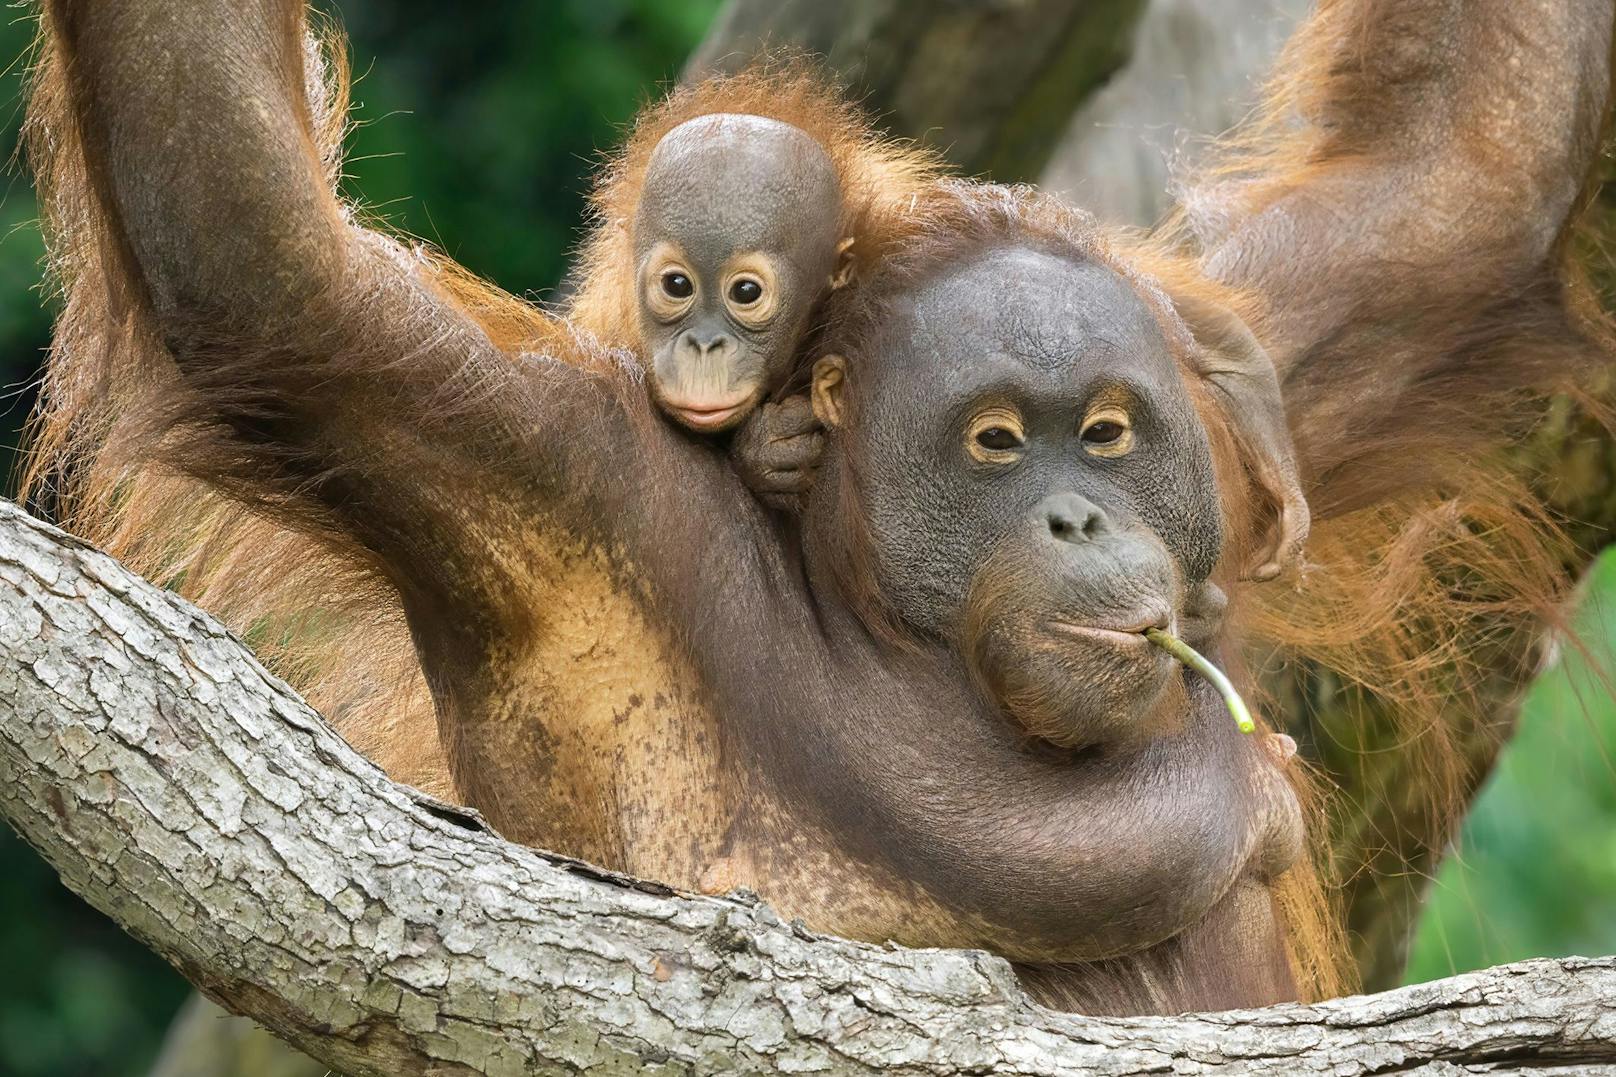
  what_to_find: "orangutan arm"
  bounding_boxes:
[1185,0,1614,512]
[42,0,633,613]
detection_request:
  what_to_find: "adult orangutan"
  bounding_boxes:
[22,0,1614,1016]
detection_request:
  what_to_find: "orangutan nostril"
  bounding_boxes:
[1045,499,1105,543]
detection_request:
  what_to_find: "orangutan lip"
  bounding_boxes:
[1048,611,1172,649]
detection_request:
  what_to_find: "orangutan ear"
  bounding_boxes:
[829,237,857,290]
[1173,293,1310,582]
[811,354,848,428]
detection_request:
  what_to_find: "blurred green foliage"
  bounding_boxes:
[1405,550,1616,983]
[0,2,1611,1074]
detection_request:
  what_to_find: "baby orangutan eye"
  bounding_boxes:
[720,257,780,328]
[1080,407,1134,458]
[662,271,694,299]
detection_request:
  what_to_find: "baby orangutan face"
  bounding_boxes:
[633,114,850,432]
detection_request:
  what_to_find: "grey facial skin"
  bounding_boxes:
[828,246,1226,748]
[633,114,845,432]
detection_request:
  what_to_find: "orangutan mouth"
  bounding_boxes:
[1047,609,1172,650]
[668,401,748,430]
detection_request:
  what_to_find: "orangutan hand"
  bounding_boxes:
[731,394,824,510]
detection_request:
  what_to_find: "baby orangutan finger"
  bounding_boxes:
[732,398,825,499]
[752,463,818,496]
[757,431,825,478]
[762,394,821,442]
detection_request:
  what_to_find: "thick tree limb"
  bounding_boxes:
[1037,0,1308,224]
[4,500,1616,1073]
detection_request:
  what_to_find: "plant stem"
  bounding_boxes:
[1144,627,1256,734]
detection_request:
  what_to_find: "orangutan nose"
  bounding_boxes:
[1038,492,1109,544]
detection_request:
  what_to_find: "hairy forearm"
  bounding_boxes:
[1174,0,1615,511]
[1195,0,1614,368]
[38,0,584,583]
[48,0,343,337]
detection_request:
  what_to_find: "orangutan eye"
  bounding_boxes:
[1082,421,1124,444]
[967,408,1027,463]
[722,258,781,328]
[662,272,693,299]
[976,427,1021,451]
[1080,407,1134,458]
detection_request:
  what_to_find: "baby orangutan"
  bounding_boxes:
[568,68,945,497]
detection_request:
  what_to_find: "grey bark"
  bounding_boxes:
[1037,0,1309,224]
[4,505,1616,1075]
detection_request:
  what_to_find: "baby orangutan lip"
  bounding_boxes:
[660,389,762,432]
[668,402,747,430]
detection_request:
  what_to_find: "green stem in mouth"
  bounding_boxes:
[1143,627,1256,734]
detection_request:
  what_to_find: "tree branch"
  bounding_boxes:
[1036,0,1308,224]
[3,497,1615,1073]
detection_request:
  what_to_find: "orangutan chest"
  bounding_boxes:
[439,536,733,886]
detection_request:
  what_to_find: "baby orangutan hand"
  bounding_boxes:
[731,394,825,509]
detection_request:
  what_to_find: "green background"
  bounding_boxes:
[0,3,1610,1074]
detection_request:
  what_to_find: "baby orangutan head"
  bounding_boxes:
[633,114,851,432]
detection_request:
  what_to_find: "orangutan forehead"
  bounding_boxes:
[634,114,843,258]
[889,246,1175,380]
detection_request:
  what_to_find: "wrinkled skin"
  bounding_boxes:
[634,114,846,433]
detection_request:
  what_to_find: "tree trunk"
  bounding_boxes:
[685,0,1148,181]
[1035,0,1307,223]
[3,497,1614,1075]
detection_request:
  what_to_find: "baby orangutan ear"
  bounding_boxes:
[1173,293,1309,582]
[811,354,848,428]
[829,237,857,290]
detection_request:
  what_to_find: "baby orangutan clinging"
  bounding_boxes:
[568,66,945,496]
[633,113,852,434]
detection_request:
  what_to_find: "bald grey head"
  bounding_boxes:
[633,114,848,433]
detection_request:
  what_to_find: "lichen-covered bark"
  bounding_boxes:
[4,500,1616,1073]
